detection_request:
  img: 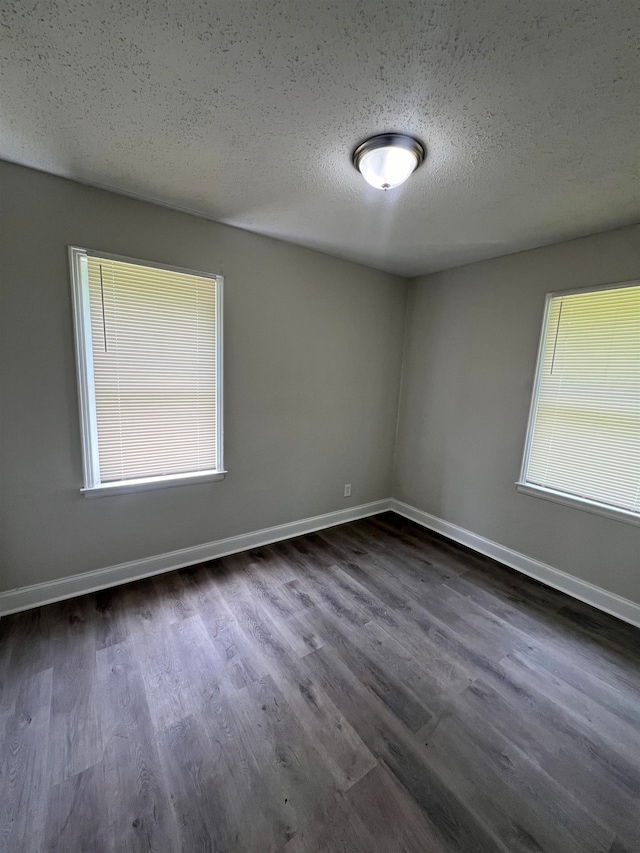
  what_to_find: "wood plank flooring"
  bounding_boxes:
[1,512,639,852]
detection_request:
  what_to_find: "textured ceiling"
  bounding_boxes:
[1,0,639,276]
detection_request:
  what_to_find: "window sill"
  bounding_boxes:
[82,470,227,498]
[515,482,640,527]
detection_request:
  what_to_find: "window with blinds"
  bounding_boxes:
[69,247,224,496]
[518,281,640,524]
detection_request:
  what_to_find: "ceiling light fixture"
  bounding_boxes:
[352,133,425,191]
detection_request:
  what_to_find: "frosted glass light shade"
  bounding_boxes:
[358,146,418,190]
[352,133,425,191]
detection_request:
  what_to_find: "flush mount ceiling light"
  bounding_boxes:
[352,133,425,191]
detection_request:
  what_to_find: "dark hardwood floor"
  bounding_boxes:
[1,512,639,852]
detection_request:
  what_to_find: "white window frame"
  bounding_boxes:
[69,246,225,498]
[516,279,640,527]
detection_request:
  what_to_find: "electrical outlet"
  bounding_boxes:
[344,483,351,497]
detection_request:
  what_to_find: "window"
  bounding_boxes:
[518,281,640,525]
[69,248,224,497]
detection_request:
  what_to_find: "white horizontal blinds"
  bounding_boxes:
[526,284,640,513]
[87,256,218,482]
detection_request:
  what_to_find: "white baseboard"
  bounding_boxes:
[3,496,638,630]
[390,499,640,629]
[0,499,392,617]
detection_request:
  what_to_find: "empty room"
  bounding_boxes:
[1,1,639,851]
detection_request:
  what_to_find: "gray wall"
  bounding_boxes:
[394,225,640,605]
[2,159,638,609]
[0,161,407,593]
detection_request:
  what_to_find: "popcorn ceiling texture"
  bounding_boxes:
[1,0,639,276]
